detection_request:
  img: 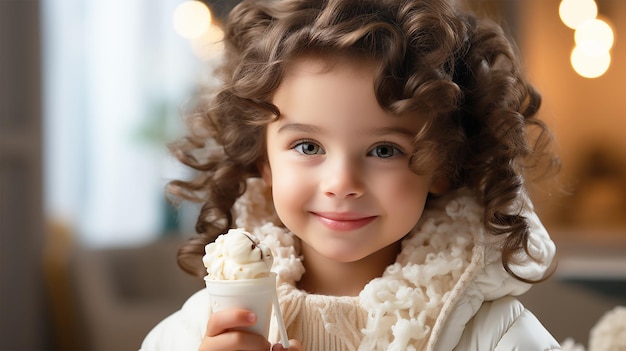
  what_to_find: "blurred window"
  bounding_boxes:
[42,0,202,247]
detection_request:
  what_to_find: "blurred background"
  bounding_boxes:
[0,0,624,350]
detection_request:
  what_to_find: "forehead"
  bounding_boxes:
[271,55,425,134]
[284,52,379,80]
[274,56,375,110]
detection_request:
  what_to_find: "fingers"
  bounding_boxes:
[205,309,257,337]
[199,309,271,351]
[271,339,303,351]
[199,331,270,351]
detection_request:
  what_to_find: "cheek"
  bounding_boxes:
[269,165,310,209]
[378,173,431,216]
[380,171,431,197]
[269,172,312,232]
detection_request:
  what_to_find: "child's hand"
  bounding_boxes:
[271,339,303,351]
[199,308,271,351]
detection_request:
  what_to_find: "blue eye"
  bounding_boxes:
[294,141,324,155]
[368,144,402,158]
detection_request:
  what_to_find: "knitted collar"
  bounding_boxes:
[232,179,554,350]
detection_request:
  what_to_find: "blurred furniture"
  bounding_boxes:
[65,236,203,351]
[519,236,626,347]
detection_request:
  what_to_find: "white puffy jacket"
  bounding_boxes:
[141,182,561,350]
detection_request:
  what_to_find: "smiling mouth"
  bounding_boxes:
[312,212,377,231]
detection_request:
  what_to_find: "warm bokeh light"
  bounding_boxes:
[575,18,615,55]
[190,24,225,61]
[570,45,611,78]
[559,0,598,29]
[173,1,212,39]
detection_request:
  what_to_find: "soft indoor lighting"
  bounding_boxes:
[191,25,225,61]
[570,45,611,78]
[559,0,598,29]
[173,1,212,39]
[575,18,615,55]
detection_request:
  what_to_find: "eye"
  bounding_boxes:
[293,141,324,155]
[368,144,402,158]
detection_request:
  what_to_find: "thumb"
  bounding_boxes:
[272,339,302,351]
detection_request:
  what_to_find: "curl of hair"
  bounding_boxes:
[169,0,559,280]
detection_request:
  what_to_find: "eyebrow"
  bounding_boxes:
[277,123,325,134]
[277,123,416,139]
[370,126,416,139]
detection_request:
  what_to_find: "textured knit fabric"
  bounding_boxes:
[140,179,561,350]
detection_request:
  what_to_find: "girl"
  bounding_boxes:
[141,0,562,350]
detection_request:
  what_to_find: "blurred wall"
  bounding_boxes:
[520,0,626,235]
[0,0,49,349]
[517,0,626,347]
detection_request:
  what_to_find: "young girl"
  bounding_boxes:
[142,0,562,350]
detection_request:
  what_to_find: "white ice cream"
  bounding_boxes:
[203,228,273,280]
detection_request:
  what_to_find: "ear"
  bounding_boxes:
[429,175,449,195]
[258,160,272,187]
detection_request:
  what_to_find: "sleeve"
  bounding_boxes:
[139,289,210,351]
[454,296,561,351]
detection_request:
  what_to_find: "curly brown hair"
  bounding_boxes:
[168,0,559,281]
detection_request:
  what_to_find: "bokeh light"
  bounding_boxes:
[190,24,225,61]
[173,1,212,39]
[570,45,611,78]
[559,0,598,29]
[575,18,615,55]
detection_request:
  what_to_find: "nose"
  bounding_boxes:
[321,156,365,199]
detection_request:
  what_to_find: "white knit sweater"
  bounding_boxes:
[141,179,560,350]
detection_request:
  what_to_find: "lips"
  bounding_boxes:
[312,212,377,231]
